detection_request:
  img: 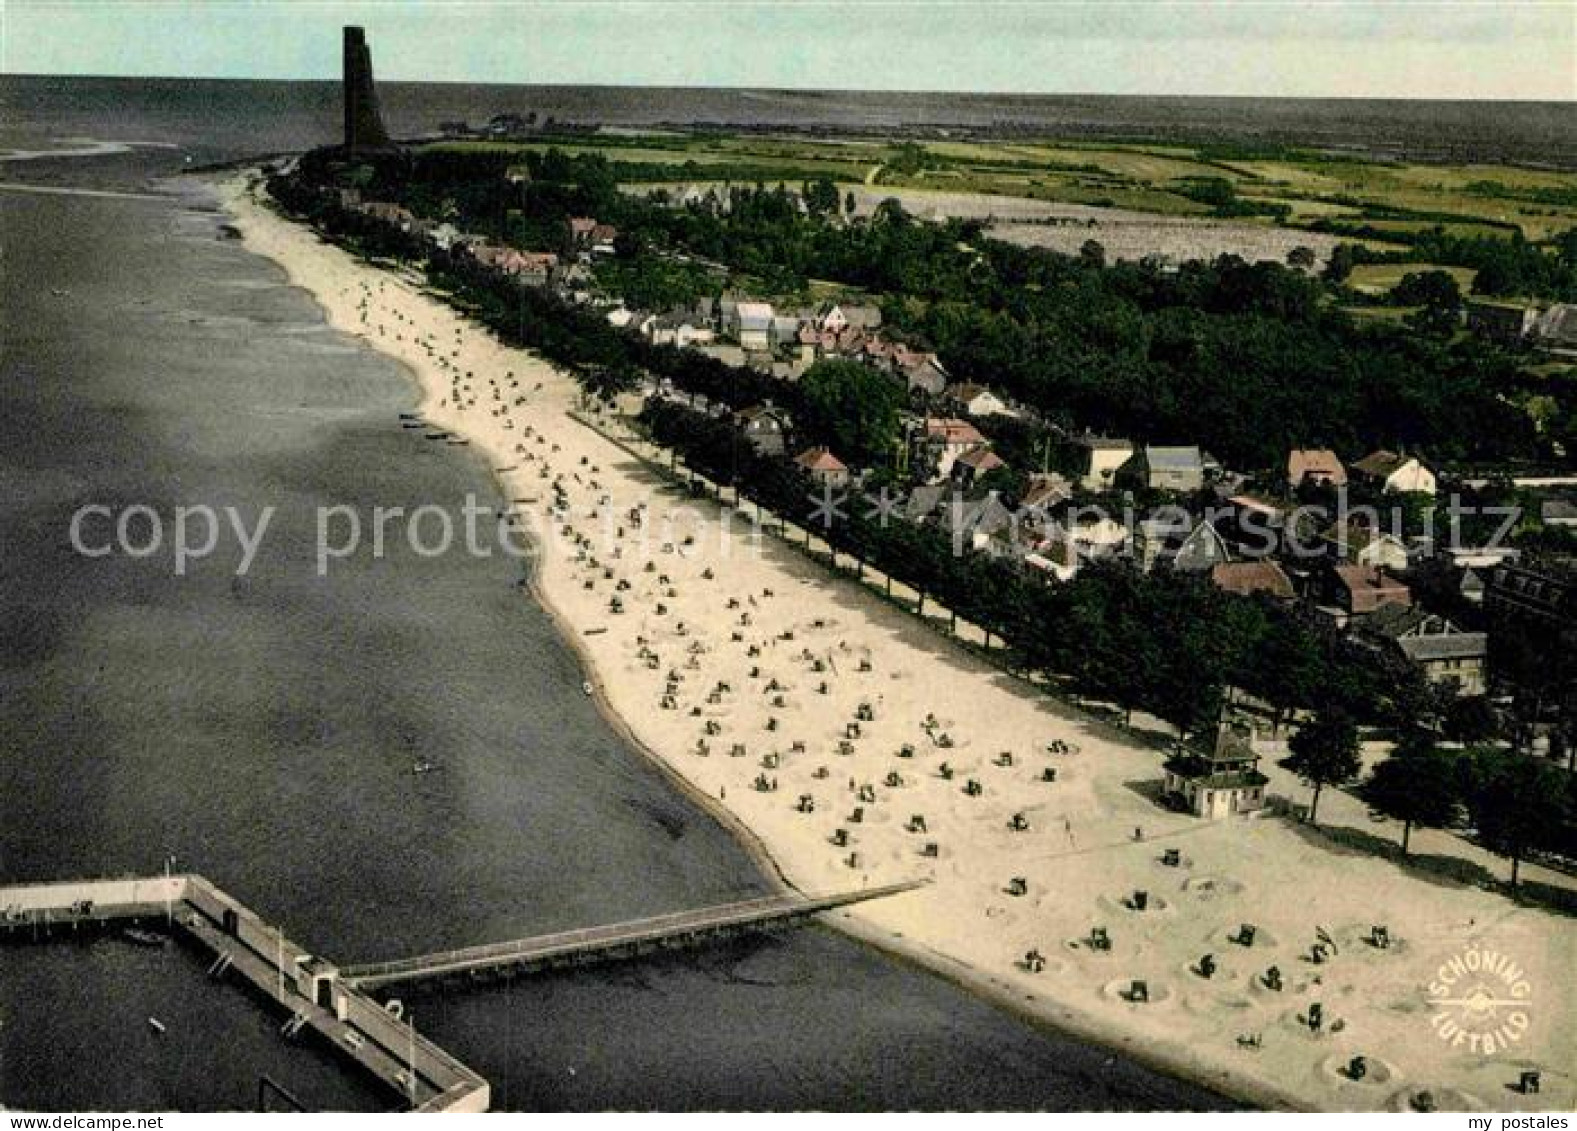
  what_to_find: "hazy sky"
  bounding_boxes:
[4,0,1574,100]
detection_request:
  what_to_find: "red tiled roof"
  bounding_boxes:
[1211,561,1295,600]
[955,447,1006,471]
[926,418,986,445]
[795,446,847,473]
[1287,448,1346,486]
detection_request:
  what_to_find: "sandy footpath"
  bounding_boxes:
[224,179,1572,1112]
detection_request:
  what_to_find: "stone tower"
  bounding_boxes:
[342,26,392,152]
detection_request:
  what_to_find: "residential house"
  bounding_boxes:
[901,483,950,524]
[1174,520,1234,574]
[1163,721,1268,819]
[817,303,882,334]
[1356,606,1488,696]
[648,313,715,349]
[1135,514,1189,572]
[944,383,1014,417]
[795,446,850,488]
[937,491,1018,553]
[1217,495,1288,559]
[1541,497,1577,529]
[1142,446,1208,493]
[734,403,790,456]
[921,417,989,481]
[1329,564,1413,620]
[513,250,558,287]
[566,216,598,249]
[1483,557,1577,709]
[1467,300,1539,345]
[769,315,801,350]
[900,354,950,397]
[1074,434,1135,492]
[1352,450,1437,496]
[1453,567,1487,607]
[735,302,775,352]
[1535,303,1577,352]
[1211,561,1296,601]
[951,445,1007,488]
[1484,558,1577,631]
[361,201,415,228]
[1066,510,1129,558]
[1321,518,1411,571]
[1019,473,1073,517]
[590,223,618,254]
[1287,448,1347,489]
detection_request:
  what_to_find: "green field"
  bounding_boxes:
[422,131,1577,243]
[1348,263,1479,296]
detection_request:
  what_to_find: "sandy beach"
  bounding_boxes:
[225,177,1573,1113]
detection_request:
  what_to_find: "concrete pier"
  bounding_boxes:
[4,874,924,1111]
[0,876,489,1112]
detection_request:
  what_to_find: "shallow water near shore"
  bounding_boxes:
[0,152,1233,1108]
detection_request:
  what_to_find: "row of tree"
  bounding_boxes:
[1283,711,1574,887]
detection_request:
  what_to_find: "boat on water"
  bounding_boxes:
[120,927,168,948]
[412,759,438,775]
[424,432,448,441]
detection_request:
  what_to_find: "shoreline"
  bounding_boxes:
[221,176,1572,1114]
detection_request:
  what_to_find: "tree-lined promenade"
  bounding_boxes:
[276,145,1573,472]
[266,146,1575,888]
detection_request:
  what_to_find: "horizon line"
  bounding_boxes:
[3,71,1574,107]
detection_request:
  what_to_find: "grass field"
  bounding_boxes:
[1348,263,1479,295]
[424,129,1577,254]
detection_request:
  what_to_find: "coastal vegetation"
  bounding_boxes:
[282,144,1573,471]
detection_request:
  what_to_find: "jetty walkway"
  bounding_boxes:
[2,874,921,1110]
[341,880,924,989]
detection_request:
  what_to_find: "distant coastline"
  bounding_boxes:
[5,74,1575,169]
